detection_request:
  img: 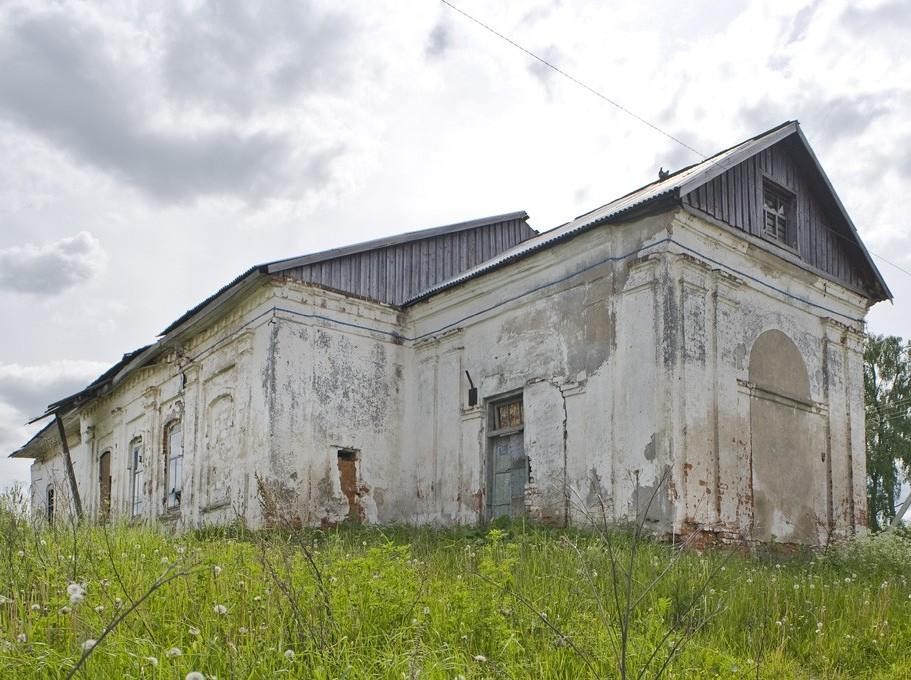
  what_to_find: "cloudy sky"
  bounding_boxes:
[1,0,910,488]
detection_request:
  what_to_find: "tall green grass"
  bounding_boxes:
[2,505,911,678]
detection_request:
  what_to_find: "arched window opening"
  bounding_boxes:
[46,485,55,522]
[129,437,144,518]
[99,450,112,519]
[163,421,183,510]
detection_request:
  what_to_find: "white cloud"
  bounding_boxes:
[0,232,106,295]
[0,359,108,488]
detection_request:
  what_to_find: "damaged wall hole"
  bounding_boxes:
[337,448,364,524]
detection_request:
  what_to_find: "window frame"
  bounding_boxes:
[129,436,144,518]
[163,420,183,511]
[761,178,796,248]
[488,394,524,436]
[46,484,55,522]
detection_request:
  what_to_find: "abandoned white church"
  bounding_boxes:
[11,121,891,545]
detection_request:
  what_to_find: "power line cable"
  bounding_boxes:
[439,0,706,159]
[440,1,911,285]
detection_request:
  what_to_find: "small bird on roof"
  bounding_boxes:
[658,167,670,181]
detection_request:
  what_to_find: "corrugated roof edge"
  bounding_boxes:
[159,210,531,337]
[404,194,678,306]
[20,344,154,429]
[402,124,799,306]
[404,120,890,306]
[9,418,56,458]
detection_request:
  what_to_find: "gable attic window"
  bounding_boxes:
[762,179,795,246]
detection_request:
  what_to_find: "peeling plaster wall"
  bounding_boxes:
[404,208,869,542]
[26,208,871,544]
[405,214,674,529]
[29,283,277,529]
[259,280,407,527]
[668,211,869,543]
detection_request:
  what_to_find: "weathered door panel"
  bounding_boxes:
[490,433,527,519]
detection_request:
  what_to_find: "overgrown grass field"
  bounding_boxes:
[3,508,911,678]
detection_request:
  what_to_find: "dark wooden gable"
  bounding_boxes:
[682,133,887,300]
[275,214,535,306]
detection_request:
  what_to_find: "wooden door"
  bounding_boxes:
[99,451,112,519]
[489,432,527,520]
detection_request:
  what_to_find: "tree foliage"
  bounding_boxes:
[864,334,911,530]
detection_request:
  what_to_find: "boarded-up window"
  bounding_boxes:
[493,399,523,431]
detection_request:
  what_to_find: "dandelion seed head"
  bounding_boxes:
[16,550,24,558]
[185,672,205,680]
[146,656,159,666]
[30,603,40,611]
[422,606,430,615]
[238,626,248,634]
[213,566,222,577]
[66,583,84,597]
[16,633,27,643]
[70,592,85,605]
[284,649,295,660]
[94,605,104,613]
[473,654,487,662]
[213,604,227,616]
[59,606,71,615]
[166,647,182,658]
[189,626,201,637]
[81,639,97,651]
[114,598,123,608]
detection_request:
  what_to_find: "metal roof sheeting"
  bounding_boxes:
[405,122,801,305]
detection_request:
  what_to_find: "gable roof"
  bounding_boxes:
[11,121,890,449]
[407,121,891,304]
[15,212,532,434]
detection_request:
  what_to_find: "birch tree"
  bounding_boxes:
[864,334,911,530]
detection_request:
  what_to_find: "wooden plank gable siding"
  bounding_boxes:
[282,217,535,306]
[684,139,868,293]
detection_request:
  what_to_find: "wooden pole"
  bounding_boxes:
[55,413,83,519]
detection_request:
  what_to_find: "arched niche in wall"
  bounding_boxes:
[748,329,811,402]
[204,393,235,508]
[748,329,823,544]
